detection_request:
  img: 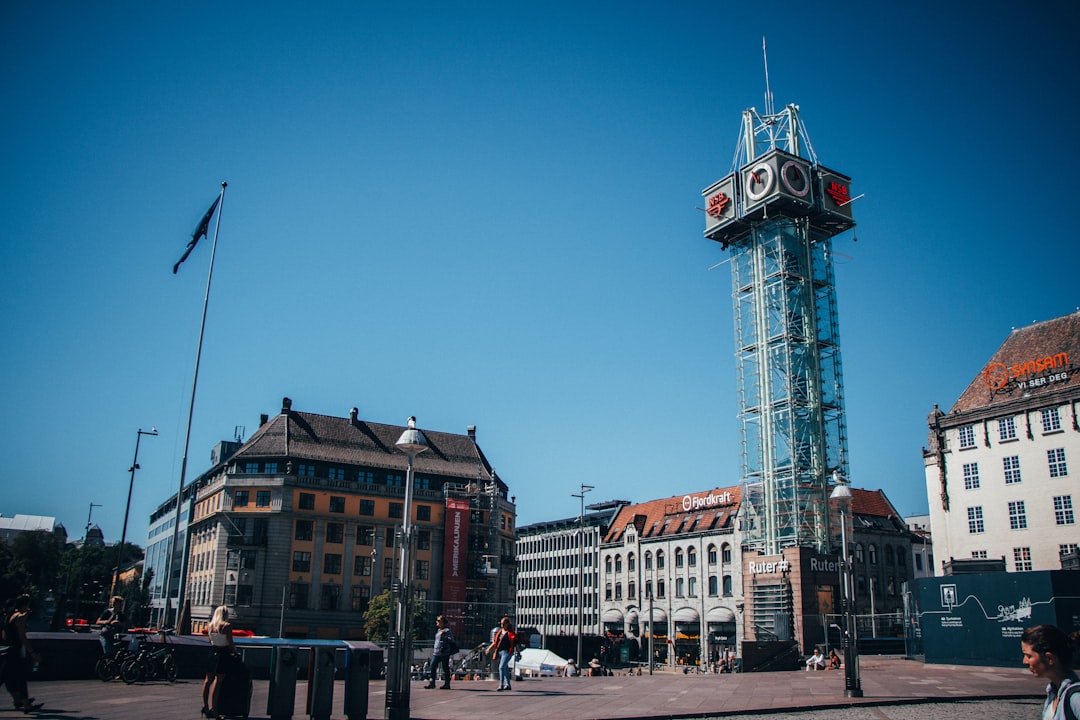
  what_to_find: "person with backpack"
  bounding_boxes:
[1021,624,1080,720]
[423,615,456,690]
[488,616,519,691]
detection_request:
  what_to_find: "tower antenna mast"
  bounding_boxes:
[762,36,774,116]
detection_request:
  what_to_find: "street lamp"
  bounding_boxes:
[113,427,157,593]
[385,417,428,720]
[571,483,593,667]
[829,475,863,698]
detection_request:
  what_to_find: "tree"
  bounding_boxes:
[363,589,430,643]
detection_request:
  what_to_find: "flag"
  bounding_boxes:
[173,195,220,274]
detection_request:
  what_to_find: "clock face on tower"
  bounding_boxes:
[739,149,814,219]
[744,162,775,202]
[779,160,810,197]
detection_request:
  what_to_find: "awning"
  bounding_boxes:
[706,607,736,623]
[647,608,667,623]
[602,608,624,623]
[626,611,639,624]
[672,607,700,623]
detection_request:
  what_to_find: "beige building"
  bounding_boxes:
[924,311,1080,572]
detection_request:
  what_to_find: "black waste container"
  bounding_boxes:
[306,645,335,720]
[268,645,299,720]
[343,644,370,720]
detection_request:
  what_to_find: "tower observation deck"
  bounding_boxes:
[702,102,854,555]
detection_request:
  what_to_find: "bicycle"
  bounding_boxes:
[120,629,178,684]
[94,634,136,681]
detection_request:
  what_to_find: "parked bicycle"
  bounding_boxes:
[94,633,137,681]
[120,629,178,684]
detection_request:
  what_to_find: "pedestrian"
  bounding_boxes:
[1,594,44,713]
[423,615,455,690]
[95,596,127,658]
[201,605,235,719]
[488,616,518,691]
[1021,624,1080,719]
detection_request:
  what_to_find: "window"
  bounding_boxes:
[998,416,1017,441]
[645,580,653,599]
[963,462,980,490]
[967,506,985,534]
[415,476,431,490]
[657,579,666,598]
[1013,547,1033,572]
[383,558,393,579]
[358,471,373,484]
[615,583,623,600]
[323,553,342,574]
[675,578,684,597]
[415,560,430,580]
[351,585,370,613]
[1053,496,1075,525]
[721,543,732,564]
[615,555,623,573]
[1008,501,1027,530]
[292,551,311,572]
[256,490,271,507]
[708,576,718,595]
[1048,448,1068,477]
[628,553,636,572]
[605,583,612,601]
[385,527,396,547]
[707,545,717,565]
[656,551,665,569]
[329,496,346,513]
[958,425,976,449]
[326,522,344,543]
[328,467,345,480]
[417,529,431,550]
[674,548,684,568]
[245,462,259,474]
[1061,544,1079,558]
[722,575,733,596]
[357,525,374,546]
[294,519,313,541]
[1041,408,1062,433]
[354,556,372,576]
[416,505,431,522]
[320,583,340,610]
[644,552,652,570]
[234,490,249,507]
[359,500,375,516]
[298,492,315,510]
[605,556,612,573]
[265,462,278,474]
[628,580,636,597]
[290,582,309,610]
[688,577,697,596]
[971,550,988,559]
[868,544,878,564]
[298,464,315,477]
[1003,456,1022,484]
[688,547,697,567]
[386,474,404,487]
[855,543,864,563]
[389,503,404,519]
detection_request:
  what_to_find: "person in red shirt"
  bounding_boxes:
[488,617,518,691]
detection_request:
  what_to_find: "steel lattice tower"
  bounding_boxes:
[702,102,854,555]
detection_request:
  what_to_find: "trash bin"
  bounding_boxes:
[343,645,369,720]
[306,645,335,720]
[268,644,299,720]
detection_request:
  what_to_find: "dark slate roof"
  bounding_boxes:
[232,407,501,485]
[950,310,1080,415]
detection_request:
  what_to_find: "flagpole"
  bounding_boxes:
[163,181,227,631]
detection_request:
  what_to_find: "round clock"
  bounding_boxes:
[779,160,810,197]
[744,162,775,202]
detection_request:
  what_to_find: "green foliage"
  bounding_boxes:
[363,589,431,643]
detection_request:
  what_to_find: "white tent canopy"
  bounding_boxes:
[512,648,569,677]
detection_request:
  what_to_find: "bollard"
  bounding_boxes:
[343,645,370,720]
[306,645,335,720]
[267,645,299,720]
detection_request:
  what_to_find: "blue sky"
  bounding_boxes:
[2,2,1078,545]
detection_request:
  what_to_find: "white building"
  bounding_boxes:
[924,310,1080,573]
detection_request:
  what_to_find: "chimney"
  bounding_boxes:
[467,425,476,442]
[282,397,292,413]
[259,414,269,427]
[350,407,359,424]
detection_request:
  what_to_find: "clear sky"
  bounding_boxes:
[2,2,1078,546]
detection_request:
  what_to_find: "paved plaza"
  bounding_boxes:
[0,656,1043,720]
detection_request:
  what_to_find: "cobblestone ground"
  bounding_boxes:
[705,698,1041,720]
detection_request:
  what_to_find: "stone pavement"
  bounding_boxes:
[0,657,1043,720]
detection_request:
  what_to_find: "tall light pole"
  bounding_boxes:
[830,476,862,698]
[385,417,428,720]
[571,483,593,667]
[113,428,157,593]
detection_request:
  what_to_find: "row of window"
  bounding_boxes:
[291,550,430,580]
[958,408,1067,448]
[968,544,1078,571]
[961,448,1069,490]
[294,520,433,549]
[291,491,435,520]
[240,461,436,489]
[966,495,1075,533]
[604,575,735,601]
[604,545,736,575]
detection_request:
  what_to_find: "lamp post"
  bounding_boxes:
[646,582,654,675]
[571,483,593,667]
[113,427,157,593]
[385,417,428,720]
[829,477,862,698]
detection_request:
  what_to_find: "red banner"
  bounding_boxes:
[442,497,469,633]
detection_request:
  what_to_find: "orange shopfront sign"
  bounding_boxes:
[984,352,1069,390]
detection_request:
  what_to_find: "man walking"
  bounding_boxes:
[423,615,455,690]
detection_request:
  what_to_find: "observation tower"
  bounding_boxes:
[702,95,855,556]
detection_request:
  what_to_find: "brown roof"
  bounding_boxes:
[232,406,500,485]
[603,487,741,543]
[950,310,1080,415]
[850,488,901,519]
